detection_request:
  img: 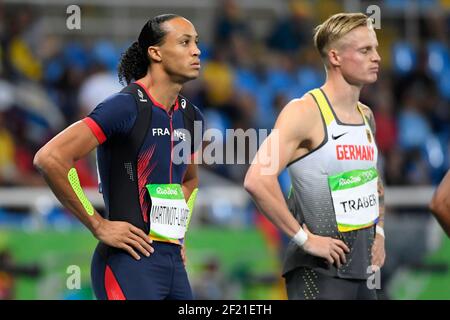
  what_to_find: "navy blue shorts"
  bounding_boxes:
[91,241,193,300]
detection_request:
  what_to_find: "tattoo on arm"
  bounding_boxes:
[366,108,376,136]
[365,107,385,228]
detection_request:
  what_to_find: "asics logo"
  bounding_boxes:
[137,89,147,102]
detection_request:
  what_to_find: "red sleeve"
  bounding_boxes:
[82,117,106,144]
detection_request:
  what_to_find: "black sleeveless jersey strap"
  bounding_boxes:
[107,83,152,232]
[178,95,201,154]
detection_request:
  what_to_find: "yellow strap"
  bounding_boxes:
[356,103,368,125]
[356,103,375,136]
[309,89,334,126]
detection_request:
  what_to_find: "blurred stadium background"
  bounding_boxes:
[0,0,449,300]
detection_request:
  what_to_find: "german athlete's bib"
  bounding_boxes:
[328,167,379,232]
[146,184,190,241]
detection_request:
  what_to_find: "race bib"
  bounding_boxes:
[328,167,379,232]
[146,184,190,241]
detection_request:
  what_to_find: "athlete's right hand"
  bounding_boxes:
[301,224,350,268]
[93,219,154,260]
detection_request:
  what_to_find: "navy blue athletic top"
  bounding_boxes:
[83,81,204,244]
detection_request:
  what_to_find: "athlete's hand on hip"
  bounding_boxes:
[301,224,350,268]
[94,219,154,260]
[371,233,385,271]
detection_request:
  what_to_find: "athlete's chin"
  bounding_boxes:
[358,75,378,85]
[184,69,200,78]
[176,73,200,84]
[189,71,200,78]
[185,72,200,81]
[365,75,378,83]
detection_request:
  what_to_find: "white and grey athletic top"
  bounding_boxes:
[283,88,379,280]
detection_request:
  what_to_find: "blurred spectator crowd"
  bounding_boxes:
[0,0,449,301]
[0,0,449,192]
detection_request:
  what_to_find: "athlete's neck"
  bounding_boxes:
[321,72,362,113]
[137,74,182,111]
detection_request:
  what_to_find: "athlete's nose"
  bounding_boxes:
[192,44,201,57]
[372,49,381,63]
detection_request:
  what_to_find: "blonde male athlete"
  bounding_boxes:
[245,13,385,300]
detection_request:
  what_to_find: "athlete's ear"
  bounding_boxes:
[328,49,341,67]
[148,46,162,63]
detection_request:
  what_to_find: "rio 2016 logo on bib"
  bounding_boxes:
[155,186,179,196]
[329,167,379,232]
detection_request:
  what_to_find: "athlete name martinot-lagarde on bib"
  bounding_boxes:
[146,184,191,242]
[151,205,189,226]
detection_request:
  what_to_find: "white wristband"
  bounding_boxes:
[292,228,308,247]
[376,225,385,238]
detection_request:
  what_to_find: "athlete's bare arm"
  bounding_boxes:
[360,104,385,229]
[430,170,450,237]
[180,162,199,265]
[360,103,386,268]
[245,95,350,267]
[34,121,153,260]
[182,162,198,202]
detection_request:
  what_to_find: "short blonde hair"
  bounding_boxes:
[313,13,372,60]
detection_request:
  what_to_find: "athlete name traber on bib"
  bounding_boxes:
[328,167,379,232]
[340,194,377,213]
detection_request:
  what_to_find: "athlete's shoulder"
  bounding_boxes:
[358,102,374,119]
[97,91,137,111]
[288,91,317,109]
[87,91,138,138]
[104,90,138,112]
[358,102,376,132]
[88,92,137,122]
[274,92,321,141]
[278,92,320,122]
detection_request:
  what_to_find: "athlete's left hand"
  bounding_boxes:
[371,233,385,271]
[181,245,187,266]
